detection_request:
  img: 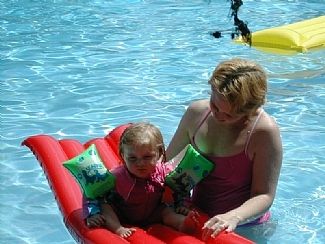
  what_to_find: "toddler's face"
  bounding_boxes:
[122,144,159,179]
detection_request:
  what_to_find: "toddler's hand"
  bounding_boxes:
[86,214,106,228]
[176,205,190,215]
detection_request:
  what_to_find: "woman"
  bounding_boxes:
[166,58,282,240]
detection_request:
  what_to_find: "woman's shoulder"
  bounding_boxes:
[257,111,280,133]
[181,99,210,128]
[187,99,210,114]
[251,110,281,144]
[247,110,282,161]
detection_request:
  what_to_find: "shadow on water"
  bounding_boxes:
[235,219,278,244]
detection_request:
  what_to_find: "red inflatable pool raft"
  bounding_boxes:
[22,124,254,244]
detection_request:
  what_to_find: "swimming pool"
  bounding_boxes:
[1,0,324,243]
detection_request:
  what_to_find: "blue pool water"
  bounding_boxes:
[1,0,324,243]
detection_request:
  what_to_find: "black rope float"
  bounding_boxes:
[211,0,252,46]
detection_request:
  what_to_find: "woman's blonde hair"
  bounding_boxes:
[119,122,166,162]
[208,58,267,115]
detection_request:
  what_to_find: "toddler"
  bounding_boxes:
[86,122,196,238]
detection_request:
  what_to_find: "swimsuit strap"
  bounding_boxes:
[193,108,264,157]
[244,109,264,155]
[191,108,211,144]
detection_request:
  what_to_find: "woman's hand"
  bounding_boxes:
[86,214,106,228]
[115,226,136,238]
[201,213,241,240]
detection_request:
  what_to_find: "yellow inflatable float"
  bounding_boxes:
[236,16,325,54]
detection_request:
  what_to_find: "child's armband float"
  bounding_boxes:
[165,144,214,193]
[63,144,116,199]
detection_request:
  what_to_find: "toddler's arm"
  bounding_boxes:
[87,213,106,227]
[84,198,106,227]
[101,203,136,238]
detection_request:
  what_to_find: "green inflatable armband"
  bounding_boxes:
[165,144,214,193]
[63,144,115,199]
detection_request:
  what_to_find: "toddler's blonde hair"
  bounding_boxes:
[119,122,166,162]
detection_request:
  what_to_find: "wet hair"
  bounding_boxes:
[119,122,166,162]
[208,58,267,115]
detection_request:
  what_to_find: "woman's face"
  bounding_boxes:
[122,144,159,179]
[209,90,245,124]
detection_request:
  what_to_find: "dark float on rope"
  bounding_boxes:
[211,0,252,46]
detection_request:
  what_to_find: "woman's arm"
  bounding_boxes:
[166,100,208,160]
[241,115,283,221]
